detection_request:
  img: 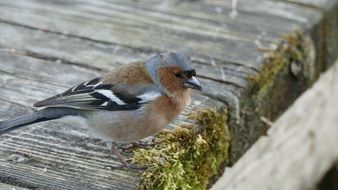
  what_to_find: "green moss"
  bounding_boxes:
[247,31,310,95]
[132,108,230,190]
[226,31,316,163]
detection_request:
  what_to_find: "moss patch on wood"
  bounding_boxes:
[228,31,316,163]
[248,31,315,96]
[132,108,230,190]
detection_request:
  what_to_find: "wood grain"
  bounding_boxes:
[0,0,322,66]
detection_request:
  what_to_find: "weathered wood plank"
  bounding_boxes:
[279,0,337,9]
[211,59,338,190]
[0,0,322,66]
[0,51,224,106]
[0,1,256,66]
[0,182,28,190]
[0,22,249,90]
[0,122,140,190]
[0,50,221,119]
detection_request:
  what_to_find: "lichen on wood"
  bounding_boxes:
[132,108,230,190]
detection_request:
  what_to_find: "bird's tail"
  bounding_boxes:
[0,108,79,135]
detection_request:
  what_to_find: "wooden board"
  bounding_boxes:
[0,0,336,189]
[211,59,338,190]
[0,182,28,190]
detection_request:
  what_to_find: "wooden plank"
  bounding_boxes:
[0,50,222,117]
[0,51,225,106]
[0,129,139,189]
[0,22,249,89]
[188,0,322,24]
[0,1,256,66]
[211,59,338,190]
[0,182,28,190]
[0,0,321,66]
[279,0,337,9]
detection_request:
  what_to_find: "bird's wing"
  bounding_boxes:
[33,77,161,111]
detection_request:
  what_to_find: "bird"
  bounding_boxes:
[0,52,202,169]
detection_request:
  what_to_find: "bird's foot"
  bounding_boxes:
[118,141,157,151]
[105,143,147,171]
[104,163,147,171]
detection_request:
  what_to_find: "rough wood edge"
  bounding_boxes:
[0,182,28,190]
[211,60,338,190]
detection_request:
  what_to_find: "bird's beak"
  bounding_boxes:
[184,76,202,91]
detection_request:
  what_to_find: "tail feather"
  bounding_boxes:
[0,108,80,135]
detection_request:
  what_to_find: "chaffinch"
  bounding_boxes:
[0,52,202,169]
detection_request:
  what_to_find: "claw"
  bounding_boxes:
[118,141,157,151]
[104,163,147,171]
[104,142,147,171]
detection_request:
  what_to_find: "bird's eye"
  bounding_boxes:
[185,70,196,78]
[175,72,184,79]
[191,70,196,76]
[186,72,193,78]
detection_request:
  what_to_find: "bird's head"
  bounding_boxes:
[145,52,202,94]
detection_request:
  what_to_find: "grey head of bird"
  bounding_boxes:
[145,52,202,93]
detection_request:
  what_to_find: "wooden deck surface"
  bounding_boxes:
[0,0,337,189]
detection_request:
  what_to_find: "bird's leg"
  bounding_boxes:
[104,141,146,171]
[110,143,129,166]
[118,141,156,151]
[118,136,159,151]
